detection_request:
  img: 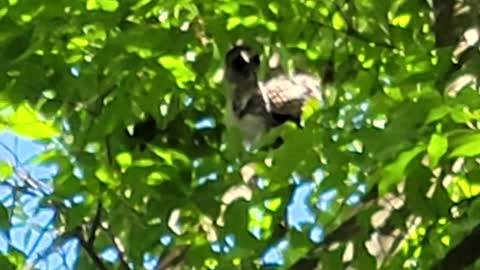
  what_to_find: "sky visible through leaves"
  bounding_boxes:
[1,0,480,269]
[0,132,336,269]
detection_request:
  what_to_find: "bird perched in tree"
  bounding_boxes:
[223,44,324,145]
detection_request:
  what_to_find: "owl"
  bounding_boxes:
[223,45,324,144]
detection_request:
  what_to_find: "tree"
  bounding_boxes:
[0,0,480,269]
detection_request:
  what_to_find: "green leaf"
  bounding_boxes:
[427,133,448,167]
[98,0,119,11]
[145,168,172,185]
[379,145,425,194]
[449,132,480,157]
[331,12,347,31]
[8,103,59,139]
[0,205,9,231]
[272,126,314,180]
[431,184,452,217]
[67,37,89,50]
[268,2,279,15]
[222,125,244,160]
[391,14,412,28]
[226,17,242,30]
[405,165,435,219]
[148,146,190,166]
[450,105,474,123]
[95,165,118,187]
[158,55,196,87]
[4,248,25,268]
[383,86,403,101]
[223,201,255,247]
[284,230,313,267]
[264,197,282,212]
[352,245,376,270]
[0,0,473,268]
[242,15,260,28]
[301,98,322,124]
[86,0,99,10]
[426,105,450,123]
[0,255,15,270]
[86,0,119,12]
[115,152,132,169]
[0,162,13,181]
[54,174,83,197]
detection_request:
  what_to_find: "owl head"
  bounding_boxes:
[224,45,260,86]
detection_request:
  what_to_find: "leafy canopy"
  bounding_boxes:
[0,0,480,270]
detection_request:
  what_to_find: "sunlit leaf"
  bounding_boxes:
[146,170,171,185]
[264,197,282,212]
[226,17,242,30]
[148,146,190,166]
[115,152,132,169]
[158,55,196,86]
[427,133,448,167]
[449,132,480,157]
[98,0,119,11]
[331,12,347,31]
[86,0,119,12]
[242,15,260,27]
[95,165,118,187]
[0,162,13,181]
[391,14,412,28]
[8,103,59,139]
[426,105,450,123]
[268,2,279,15]
[0,0,477,269]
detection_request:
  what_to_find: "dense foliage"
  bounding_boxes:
[1,0,480,269]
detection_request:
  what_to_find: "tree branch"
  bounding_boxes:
[432,0,457,47]
[75,202,109,270]
[432,223,480,270]
[88,201,103,246]
[287,184,379,270]
[101,222,132,270]
[79,235,109,270]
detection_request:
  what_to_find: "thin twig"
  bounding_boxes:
[101,222,132,270]
[26,213,57,257]
[0,142,20,167]
[79,236,109,270]
[287,184,379,270]
[23,228,78,270]
[88,201,103,246]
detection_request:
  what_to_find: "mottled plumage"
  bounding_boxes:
[224,45,323,143]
